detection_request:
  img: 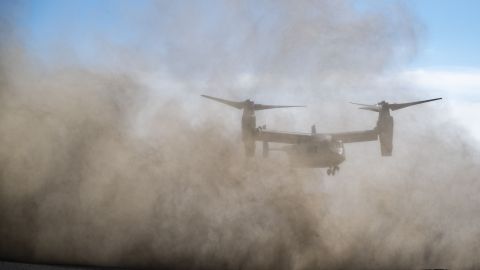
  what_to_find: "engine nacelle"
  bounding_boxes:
[377,115,394,156]
[242,113,256,157]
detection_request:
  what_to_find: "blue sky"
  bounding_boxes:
[7,0,480,140]
[17,0,150,64]
[407,0,480,68]
[14,0,480,69]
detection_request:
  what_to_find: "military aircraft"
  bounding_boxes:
[201,95,441,175]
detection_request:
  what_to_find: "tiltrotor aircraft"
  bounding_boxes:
[201,95,441,175]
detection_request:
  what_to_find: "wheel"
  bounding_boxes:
[327,168,331,175]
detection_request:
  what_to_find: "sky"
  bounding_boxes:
[403,0,480,142]
[6,0,480,141]
[15,0,480,68]
[406,0,480,68]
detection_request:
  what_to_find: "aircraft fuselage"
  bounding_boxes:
[284,140,345,168]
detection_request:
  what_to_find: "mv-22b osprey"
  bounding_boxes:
[202,95,441,175]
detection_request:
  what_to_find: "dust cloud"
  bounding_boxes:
[1,1,480,269]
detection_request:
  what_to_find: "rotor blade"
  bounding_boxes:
[350,102,374,107]
[358,105,381,112]
[389,98,442,111]
[201,95,245,109]
[254,104,305,110]
[351,102,381,112]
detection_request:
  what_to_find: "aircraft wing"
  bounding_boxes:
[329,129,378,143]
[256,130,313,144]
[256,129,378,144]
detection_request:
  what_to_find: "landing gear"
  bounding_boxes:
[327,165,340,176]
